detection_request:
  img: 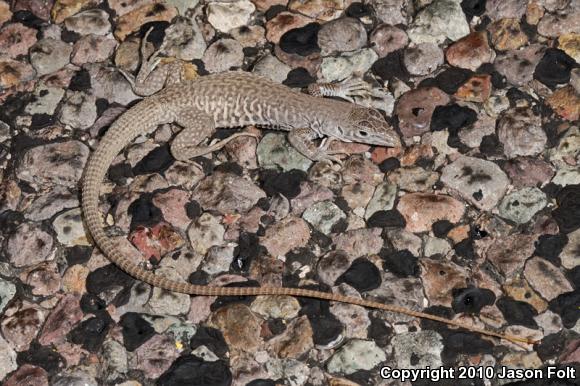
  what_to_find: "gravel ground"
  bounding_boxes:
[0,0,579,385]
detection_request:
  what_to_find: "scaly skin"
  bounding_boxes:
[82,71,534,345]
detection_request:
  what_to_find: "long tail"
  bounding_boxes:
[82,100,536,346]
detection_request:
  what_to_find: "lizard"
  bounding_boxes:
[81,30,535,346]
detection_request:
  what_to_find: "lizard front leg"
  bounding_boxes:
[171,109,258,162]
[307,77,371,103]
[288,127,344,164]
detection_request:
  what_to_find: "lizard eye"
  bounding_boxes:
[358,130,369,137]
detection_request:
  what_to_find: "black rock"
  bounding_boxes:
[378,157,400,173]
[433,67,473,94]
[247,380,277,386]
[69,69,91,92]
[214,161,244,176]
[283,67,316,88]
[549,291,580,328]
[190,327,228,358]
[233,232,263,272]
[431,104,477,132]
[261,169,308,199]
[552,184,580,234]
[534,48,577,88]
[108,162,134,184]
[451,287,496,314]
[479,134,503,157]
[307,313,344,346]
[86,264,135,301]
[265,4,286,21]
[69,313,113,352]
[432,220,454,238]
[13,10,44,29]
[536,330,580,361]
[461,0,486,18]
[17,342,65,375]
[185,199,202,219]
[128,193,164,230]
[279,23,321,56]
[133,143,174,175]
[567,266,580,289]
[371,50,409,81]
[79,293,107,314]
[368,209,406,228]
[534,233,568,265]
[345,2,373,18]
[336,258,382,292]
[157,355,232,386]
[496,297,538,328]
[119,312,156,351]
[454,238,476,260]
[380,249,419,277]
[65,245,92,265]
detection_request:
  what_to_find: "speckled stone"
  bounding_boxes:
[370,24,408,57]
[494,44,545,86]
[364,181,397,220]
[51,0,99,24]
[441,155,509,211]
[0,1,12,25]
[321,48,378,82]
[1,301,46,351]
[0,335,18,382]
[498,187,548,224]
[558,33,580,63]
[257,132,312,172]
[489,18,529,51]
[537,10,580,38]
[64,8,111,35]
[317,17,367,55]
[3,364,49,386]
[261,216,310,257]
[397,193,464,233]
[59,90,98,129]
[288,0,349,21]
[485,234,536,276]
[327,339,386,374]
[29,38,72,76]
[202,38,244,73]
[6,222,55,268]
[561,228,580,269]
[187,213,225,256]
[71,35,117,66]
[421,258,468,306]
[207,0,255,33]
[0,23,38,59]
[503,158,555,189]
[24,83,65,115]
[0,57,35,89]
[389,330,443,368]
[404,43,443,75]
[524,257,573,301]
[302,200,346,234]
[407,0,469,44]
[546,86,580,121]
[114,3,178,41]
[497,108,547,158]
[454,74,492,102]
[446,31,494,71]
[486,0,527,20]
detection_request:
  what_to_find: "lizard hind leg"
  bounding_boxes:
[170,109,258,162]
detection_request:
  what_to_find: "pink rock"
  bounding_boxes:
[446,31,494,71]
[71,35,117,65]
[395,87,450,138]
[152,189,192,230]
[0,23,38,58]
[1,301,46,351]
[266,11,311,44]
[3,364,48,386]
[129,222,185,262]
[397,193,465,233]
[38,294,83,346]
[261,216,310,257]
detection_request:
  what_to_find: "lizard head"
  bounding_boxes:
[338,107,401,148]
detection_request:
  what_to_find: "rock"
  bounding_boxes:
[163,17,207,61]
[64,8,111,35]
[1,301,46,351]
[485,234,536,276]
[59,90,97,129]
[537,10,580,38]
[421,258,469,306]
[494,44,544,86]
[389,330,443,368]
[321,48,377,82]
[327,339,386,374]
[486,0,527,20]
[252,54,291,83]
[552,165,580,187]
[370,24,408,57]
[0,1,12,25]
[0,57,35,90]
[71,34,117,65]
[207,0,256,33]
[502,158,555,189]
[257,133,312,172]
[51,0,100,24]
[148,267,191,315]
[364,182,397,220]
[230,25,266,48]
[288,0,349,21]
[534,48,576,89]
[265,11,311,44]
[85,64,139,106]
[446,31,494,71]
[387,166,439,192]
[546,86,580,121]
[0,278,17,314]
[261,216,310,257]
[29,38,72,76]
[441,156,509,210]
[3,364,49,386]
[333,228,383,257]
[251,295,301,319]
[368,0,407,25]
[558,33,580,63]
[0,335,18,382]
[497,107,547,158]
[498,187,548,224]
[317,17,367,55]
[52,208,90,246]
[489,18,528,51]
[202,38,244,73]
[114,3,178,41]
[24,83,65,115]
[561,229,580,269]
[187,213,225,256]
[454,74,492,102]
[524,257,573,301]
[130,223,185,263]
[192,172,265,214]
[0,23,38,59]
[6,222,55,268]
[407,0,469,44]
[302,200,346,234]
[395,87,450,138]
[397,193,465,233]
[279,22,321,56]
[404,43,443,75]
[209,303,261,352]
[129,333,179,378]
